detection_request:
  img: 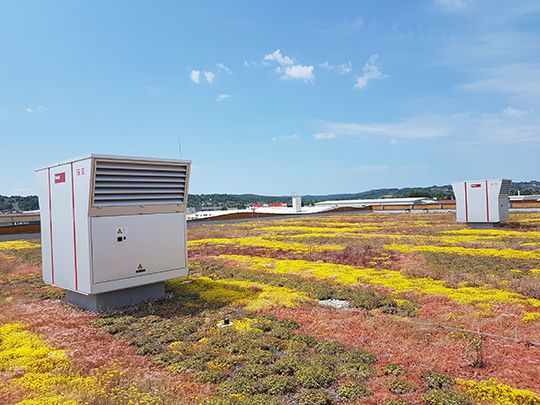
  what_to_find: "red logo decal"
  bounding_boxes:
[471,183,482,188]
[54,172,66,184]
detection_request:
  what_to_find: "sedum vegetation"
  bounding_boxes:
[2,211,540,403]
[0,323,162,404]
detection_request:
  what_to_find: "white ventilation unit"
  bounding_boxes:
[292,196,302,213]
[36,155,191,300]
[452,179,511,224]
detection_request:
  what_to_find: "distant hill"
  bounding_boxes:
[0,195,39,212]
[304,180,540,203]
[2,181,539,211]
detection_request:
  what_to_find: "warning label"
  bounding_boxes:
[116,227,128,235]
[136,263,146,273]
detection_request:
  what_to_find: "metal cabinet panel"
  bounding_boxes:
[91,213,186,284]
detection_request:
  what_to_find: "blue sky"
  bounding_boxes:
[1,0,539,196]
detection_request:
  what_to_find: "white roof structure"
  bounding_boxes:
[510,195,540,202]
[314,197,434,208]
[187,205,333,221]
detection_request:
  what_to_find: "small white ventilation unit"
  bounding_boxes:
[452,179,511,224]
[36,155,191,310]
[292,196,302,213]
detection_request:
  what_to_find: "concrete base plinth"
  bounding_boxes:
[66,282,165,313]
[467,223,501,229]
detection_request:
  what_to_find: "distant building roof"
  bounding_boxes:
[510,195,540,202]
[314,197,434,207]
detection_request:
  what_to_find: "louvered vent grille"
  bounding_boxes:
[93,160,188,206]
[500,180,512,196]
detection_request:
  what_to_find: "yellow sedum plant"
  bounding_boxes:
[458,378,540,405]
[522,312,540,323]
[0,323,162,404]
[168,276,312,310]
[0,240,41,250]
[258,225,378,233]
[188,236,344,252]
[221,255,540,307]
[384,243,540,260]
[443,229,540,239]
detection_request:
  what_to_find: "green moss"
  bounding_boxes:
[292,334,318,347]
[296,365,335,388]
[242,394,285,405]
[246,348,276,365]
[218,377,262,395]
[315,341,346,355]
[169,318,204,339]
[201,394,284,405]
[284,340,309,355]
[169,357,208,373]
[338,381,372,399]
[236,363,270,379]
[340,349,377,365]
[387,378,416,394]
[272,356,303,376]
[309,354,337,370]
[267,325,295,340]
[297,389,333,405]
[135,342,163,355]
[386,400,410,405]
[423,389,472,405]
[200,396,234,405]
[195,370,228,384]
[383,364,406,376]
[422,371,455,390]
[338,362,376,379]
[260,374,295,395]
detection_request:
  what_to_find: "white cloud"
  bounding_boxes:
[319,18,364,35]
[313,132,337,140]
[190,70,201,84]
[204,71,215,84]
[272,134,299,142]
[502,106,530,117]
[434,0,471,12]
[216,94,231,102]
[191,64,230,85]
[354,55,388,89]
[315,117,449,140]
[457,64,540,103]
[264,49,315,82]
[338,62,353,75]
[320,61,353,75]
[217,63,231,74]
[280,64,314,82]
[25,106,46,113]
[350,164,389,171]
[347,18,364,30]
[264,49,294,65]
[145,85,160,93]
[314,109,540,144]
